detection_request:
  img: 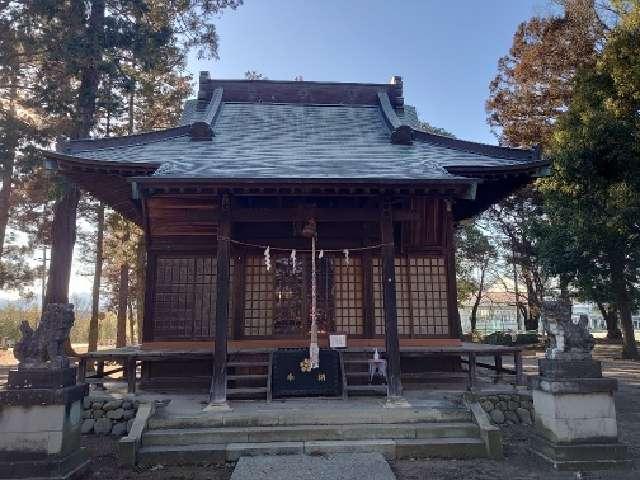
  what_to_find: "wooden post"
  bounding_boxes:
[210,195,231,405]
[96,361,105,390]
[467,352,477,390]
[514,350,524,387]
[380,200,402,398]
[127,358,136,394]
[78,357,87,384]
[494,354,503,384]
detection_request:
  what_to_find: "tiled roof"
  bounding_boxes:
[64,102,539,181]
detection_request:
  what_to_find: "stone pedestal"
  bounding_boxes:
[0,367,90,479]
[529,360,628,470]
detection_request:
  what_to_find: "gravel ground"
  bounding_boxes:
[391,343,640,480]
[7,342,636,480]
[81,435,232,480]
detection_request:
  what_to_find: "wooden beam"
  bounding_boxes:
[232,207,418,223]
[210,194,231,405]
[380,200,402,398]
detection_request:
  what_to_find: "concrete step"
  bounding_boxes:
[148,404,472,429]
[137,437,486,465]
[142,422,480,446]
[394,437,487,460]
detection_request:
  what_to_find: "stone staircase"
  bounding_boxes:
[136,399,489,465]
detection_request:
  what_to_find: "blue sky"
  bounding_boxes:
[187,0,558,145]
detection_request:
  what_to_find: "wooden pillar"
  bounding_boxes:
[126,357,136,394]
[210,194,231,405]
[494,354,503,384]
[514,350,524,387]
[467,352,477,391]
[380,200,402,398]
[445,201,463,339]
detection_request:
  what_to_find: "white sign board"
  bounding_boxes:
[329,334,347,349]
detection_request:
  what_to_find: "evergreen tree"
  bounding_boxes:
[540,3,640,357]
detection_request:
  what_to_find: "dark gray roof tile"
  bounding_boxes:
[68,102,537,180]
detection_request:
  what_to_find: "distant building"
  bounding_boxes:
[461,294,639,334]
[460,291,519,333]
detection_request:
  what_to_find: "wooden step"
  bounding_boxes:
[227,374,267,381]
[227,387,268,397]
[346,385,386,394]
[227,361,269,368]
[343,359,370,365]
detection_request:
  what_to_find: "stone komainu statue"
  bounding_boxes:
[14,303,75,369]
[541,300,595,359]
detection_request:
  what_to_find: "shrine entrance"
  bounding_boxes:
[244,253,339,339]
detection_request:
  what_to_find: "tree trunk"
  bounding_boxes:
[128,299,135,345]
[135,236,145,343]
[0,87,18,262]
[470,263,487,333]
[45,185,80,304]
[116,262,129,348]
[75,0,105,139]
[46,0,104,306]
[0,147,14,261]
[88,203,104,352]
[596,301,622,341]
[610,256,638,358]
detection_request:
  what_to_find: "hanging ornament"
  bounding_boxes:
[343,249,350,265]
[309,235,319,369]
[291,249,297,271]
[319,249,324,259]
[264,246,271,271]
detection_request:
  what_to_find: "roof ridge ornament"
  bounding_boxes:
[190,87,224,141]
[377,91,413,145]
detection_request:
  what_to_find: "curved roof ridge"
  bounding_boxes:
[413,129,541,162]
[61,125,191,153]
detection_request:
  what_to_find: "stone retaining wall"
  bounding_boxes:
[80,397,138,436]
[476,393,534,426]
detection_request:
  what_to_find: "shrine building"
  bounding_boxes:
[44,73,547,402]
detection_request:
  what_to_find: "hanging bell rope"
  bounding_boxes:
[302,219,319,369]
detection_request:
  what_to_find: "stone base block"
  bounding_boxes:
[0,385,89,479]
[0,448,90,480]
[529,434,630,471]
[8,368,77,390]
[533,389,618,443]
[538,359,602,379]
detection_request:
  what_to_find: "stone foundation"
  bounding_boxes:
[80,396,139,436]
[473,392,534,426]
